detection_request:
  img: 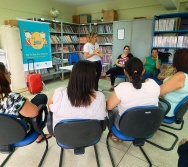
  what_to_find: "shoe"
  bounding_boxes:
[36,134,52,143]
[109,87,114,91]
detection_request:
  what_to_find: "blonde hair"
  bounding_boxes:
[87,31,97,43]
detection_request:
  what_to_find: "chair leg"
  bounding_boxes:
[59,148,64,167]
[146,128,178,151]
[106,131,115,167]
[1,150,15,167]
[139,146,152,167]
[94,145,100,167]
[161,120,184,130]
[38,132,49,167]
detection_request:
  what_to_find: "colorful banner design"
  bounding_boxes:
[18,20,52,71]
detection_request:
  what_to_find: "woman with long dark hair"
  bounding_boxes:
[106,57,160,142]
[48,60,106,128]
[0,62,51,143]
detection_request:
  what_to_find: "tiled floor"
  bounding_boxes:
[0,78,187,167]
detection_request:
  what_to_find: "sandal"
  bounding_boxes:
[110,133,119,143]
[109,87,114,92]
[36,134,52,143]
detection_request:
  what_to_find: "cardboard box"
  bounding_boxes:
[72,15,80,24]
[80,14,92,24]
[4,19,18,26]
[102,9,118,22]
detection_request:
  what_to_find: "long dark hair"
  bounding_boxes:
[67,60,96,107]
[125,57,143,89]
[173,49,188,73]
[0,72,11,103]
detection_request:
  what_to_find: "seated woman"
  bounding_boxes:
[106,57,160,142]
[160,49,188,117]
[142,48,161,82]
[0,62,51,143]
[177,138,188,167]
[106,45,133,91]
[48,60,106,129]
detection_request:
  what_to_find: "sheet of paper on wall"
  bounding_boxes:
[0,49,7,67]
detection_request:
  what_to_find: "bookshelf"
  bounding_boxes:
[152,12,188,63]
[30,18,114,80]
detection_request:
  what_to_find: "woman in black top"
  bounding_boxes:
[106,45,133,91]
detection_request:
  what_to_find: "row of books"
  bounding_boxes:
[63,45,79,53]
[51,45,62,52]
[98,36,113,44]
[103,55,112,64]
[50,23,61,33]
[61,35,79,43]
[63,25,79,33]
[50,35,61,44]
[79,26,89,34]
[99,46,112,54]
[79,37,87,43]
[97,25,113,33]
[155,18,180,31]
[153,36,188,48]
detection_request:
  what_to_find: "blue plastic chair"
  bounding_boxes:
[0,105,48,167]
[68,53,80,65]
[47,112,107,167]
[106,106,165,167]
[161,95,188,130]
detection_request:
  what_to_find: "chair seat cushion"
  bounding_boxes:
[12,129,39,147]
[111,125,153,141]
[57,138,100,149]
[111,125,135,141]
[163,116,176,124]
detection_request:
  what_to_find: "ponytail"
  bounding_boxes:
[124,57,143,89]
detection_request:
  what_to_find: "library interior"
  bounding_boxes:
[0,0,188,167]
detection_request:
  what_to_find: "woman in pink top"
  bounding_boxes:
[48,60,106,128]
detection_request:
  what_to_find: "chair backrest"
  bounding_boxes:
[54,119,104,148]
[174,95,188,120]
[68,53,79,65]
[0,114,27,146]
[119,106,165,138]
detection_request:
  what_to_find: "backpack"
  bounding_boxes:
[158,52,171,63]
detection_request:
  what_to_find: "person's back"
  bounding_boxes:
[160,49,188,117]
[48,60,106,128]
[115,79,159,116]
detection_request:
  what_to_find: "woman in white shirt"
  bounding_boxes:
[48,60,106,129]
[107,57,160,142]
[83,31,104,91]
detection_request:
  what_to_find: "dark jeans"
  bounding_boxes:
[178,141,188,167]
[93,61,102,91]
[30,94,48,125]
[106,66,124,86]
[142,71,163,85]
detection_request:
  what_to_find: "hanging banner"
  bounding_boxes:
[18,19,52,71]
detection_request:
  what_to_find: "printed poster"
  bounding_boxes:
[18,20,52,71]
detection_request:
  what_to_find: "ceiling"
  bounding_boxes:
[54,0,115,6]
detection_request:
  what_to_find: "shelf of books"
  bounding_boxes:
[152,12,188,63]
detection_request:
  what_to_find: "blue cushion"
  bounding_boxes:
[111,124,153,141]
[12,129,39,147]
[163,116,176,124]
[56,138,100,149]
[116,74,126,78]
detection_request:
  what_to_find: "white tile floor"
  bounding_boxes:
[0,78,187,167]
